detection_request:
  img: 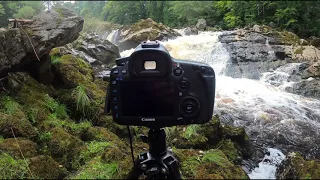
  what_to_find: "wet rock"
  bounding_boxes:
[276,152,320,179]
[0,138,37,158]
[252,24,262,32]
[68,32,120,67]
[29,155,68,179]
[0,8,83,81]
[310,36,320,49]
[219,29,320,80]
[183,27,198,36]
[196,19,207,31]
[285,78,320,99]
[117,18,181,51]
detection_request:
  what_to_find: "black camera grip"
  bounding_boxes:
[103,84,111,115]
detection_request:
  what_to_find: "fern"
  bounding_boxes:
[72,85,91,117]
[1,96,20,115]
[51,55,61,64]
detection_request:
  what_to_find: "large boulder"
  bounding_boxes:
[68,32,120,67]
[117,18,181,51]
[0,8,83,84]
[276,152,320,179]
[182,27,198,36]
[196,19,207,31]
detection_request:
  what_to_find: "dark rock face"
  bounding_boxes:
[68,32,120,67]
[0,8,84,83]
[117,18,181,51]
[220,27,320,100]
[219,30,291,79]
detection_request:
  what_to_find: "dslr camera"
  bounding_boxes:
[105,41,215,128]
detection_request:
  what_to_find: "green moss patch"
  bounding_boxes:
[29,155,68,179]
[0,138,37,158]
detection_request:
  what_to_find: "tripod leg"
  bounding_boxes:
[165,156,182,179]
[127,158,144,179]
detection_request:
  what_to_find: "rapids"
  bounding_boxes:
[119,31,320,178]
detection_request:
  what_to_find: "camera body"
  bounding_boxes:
[105,41,215,128]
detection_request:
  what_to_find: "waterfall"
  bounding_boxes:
[119,31,320,179]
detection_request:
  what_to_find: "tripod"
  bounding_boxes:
[127,128,182,179]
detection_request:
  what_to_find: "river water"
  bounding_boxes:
[115,31,320,178]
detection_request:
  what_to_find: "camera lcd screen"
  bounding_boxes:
[120,81,176,116]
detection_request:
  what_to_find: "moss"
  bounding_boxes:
[0,152,29,179]
[102,146,126,163]
[93,115,127,138]
[277,152,320,179]
[79,141,110,163]
[0,138,37,158]
[277,30,301,45]
[29,155,68,179]
[69,157,118,179]
[0,112,38,139]
[294,46,305,55]
[216,139,242,164]
[47,127,84,170]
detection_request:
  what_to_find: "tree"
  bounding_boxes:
[0,4,5,16]
[13,6,35,19]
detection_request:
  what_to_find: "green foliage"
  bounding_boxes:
[0,153,29,179]
[13,6,35,19]
[71,157,118,179]
[202,149,233,168]
[39,132,52,142]
[51,55,61,64]
[26,108,38,124]
[1,96,20,115]
[80,141,110,162]
[0,136,4,143]
[183,125,200,139]
[44,94,68,119]
[72,85,91,117]
[0,4,5,16]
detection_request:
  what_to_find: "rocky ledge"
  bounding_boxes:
[220,25,320,100]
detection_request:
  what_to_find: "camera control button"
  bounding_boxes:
[112,89,118,93]
[173,67,182,76]
[180,80,189,90]
[200,66,206,73]
[114,104,119,110]
[113,69,119,75]
[111,80,117,85]
[113,96,118,102]
[121,69,127,74]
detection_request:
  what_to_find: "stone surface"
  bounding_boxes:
[0,8,83,83]
[183,27,198,36]
[117,18,181,51]
[196,19,207,31]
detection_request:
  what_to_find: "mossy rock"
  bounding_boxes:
[69,156,118,179]
[84,126,126,148]
[0,112,38,139]
[0,138,37,159]
[10,72,53,124]
[221,125,254,159]
[48,127,84,170]
[216,139,242,164]
[102,145,127,163]
[93,115,127,138]
[29,155,68,179]
[180,149,248,179]
[276,152,320,179]
[0,152,30,179]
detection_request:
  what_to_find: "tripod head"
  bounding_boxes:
[127,128,182,179]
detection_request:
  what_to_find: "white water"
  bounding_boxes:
[120,31,320,178]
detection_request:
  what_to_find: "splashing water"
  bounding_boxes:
[120,31,320,178]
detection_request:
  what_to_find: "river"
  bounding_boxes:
[113,31,320,179]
